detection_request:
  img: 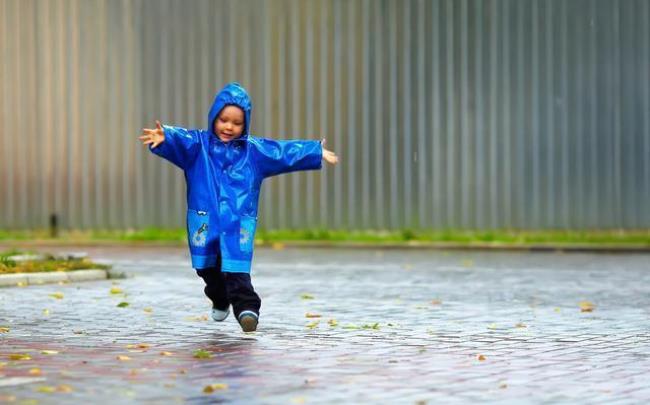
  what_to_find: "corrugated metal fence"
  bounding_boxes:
[1,0,648,230]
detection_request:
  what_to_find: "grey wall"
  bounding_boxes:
[1,0,648,230]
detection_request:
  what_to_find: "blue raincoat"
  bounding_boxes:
[149,83,322,273]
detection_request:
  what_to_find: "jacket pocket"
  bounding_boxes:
[239,215,257,254]
[187,209,210,249]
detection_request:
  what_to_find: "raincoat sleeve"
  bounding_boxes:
[149,125,201,170]
[253,138,323,178]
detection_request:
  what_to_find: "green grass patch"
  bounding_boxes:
[0,249,111,275]
[0,228,648,246]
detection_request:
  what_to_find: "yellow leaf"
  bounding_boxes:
[193,349,211,359]
[487,323,498,330]
[49,292,64,300]
[579,301,595,312]
[478,355,486,361]
[305,312,321,318]
[306,320,319,329]
[291,397,306,405]
[327,319,338,327]
[41,350,59,355]
[9,353,31,361]
[300,293,314,300]
[37,386,57,393]
[0,362,7,367]
[110,287,123,294]
[271,242,285,250]
[43,309,50,315]
[29,368,42,375]
[554,307,561,313]
[143,307,153,313]
[116,355,131,361]
[57,384,73,393]
[203,383,228,393]
[160,351,174,356]
[0,327,9,333]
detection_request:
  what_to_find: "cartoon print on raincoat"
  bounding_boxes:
[149,83,322,273]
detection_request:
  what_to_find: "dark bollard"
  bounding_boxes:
[50,213,58,238]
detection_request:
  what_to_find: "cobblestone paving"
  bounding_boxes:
[1,246,649,404]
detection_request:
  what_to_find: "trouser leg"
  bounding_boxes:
[196,256,229,311]
[222,272,261,319]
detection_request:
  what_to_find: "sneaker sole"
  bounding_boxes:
[239,315,258,332]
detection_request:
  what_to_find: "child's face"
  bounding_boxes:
[215,105,245,142]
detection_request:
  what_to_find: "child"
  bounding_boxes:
[139,82,338,332]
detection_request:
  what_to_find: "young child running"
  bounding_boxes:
[139,82,338,332]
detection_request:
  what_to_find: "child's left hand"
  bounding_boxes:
[321,139,339,165]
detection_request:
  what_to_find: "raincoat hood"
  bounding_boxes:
[208,82,252,139]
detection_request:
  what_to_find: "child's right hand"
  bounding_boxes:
[139,120,165,149]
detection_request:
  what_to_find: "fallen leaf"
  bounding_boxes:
[328,318,338,327]
[43,309,50,315]
[203,383,228,393]
[499,383,508,389]
[361,323,380,330]
[117,302,130,308]
[136,343,150,349]
[9,353,31,361]
[57,384,73,393]
[0,362,6,367]
[110,287,123,294]
[291,397,306,404]
[41,350,59,355]
[515,323,527,328]
[305,312,321,318]
[193,349,211,359]
[29,368,42,375]
[160,351,174,356]
[271,242,285,250]
[554,307,561,312]
[402,263,413,270]
[143,307,153,313]
[478,355,486,361]
[116,355,131,361]
[306,321,319,329]
[579,301,595,312]
[430,299,442,305]
[0,327,9,333]
[300,293,314,300]
[49,292,64,300]
[461,259,474,268]
[37,386,57,393]
[487,323,498,330]
[342,323,359,330]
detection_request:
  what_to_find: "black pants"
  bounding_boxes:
[196,255,261,318]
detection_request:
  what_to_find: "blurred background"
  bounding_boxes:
[0,0,648,232]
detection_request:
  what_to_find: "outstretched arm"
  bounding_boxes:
[139,120,200,170]
[253,137,338,178]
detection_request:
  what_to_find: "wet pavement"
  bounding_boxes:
[1,246,650,404]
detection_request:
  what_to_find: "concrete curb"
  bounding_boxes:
[0,269,120,288]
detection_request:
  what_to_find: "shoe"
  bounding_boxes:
[211,306,230,322]
[238,310,258,332]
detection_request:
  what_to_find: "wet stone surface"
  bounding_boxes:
[1,246,650,404]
